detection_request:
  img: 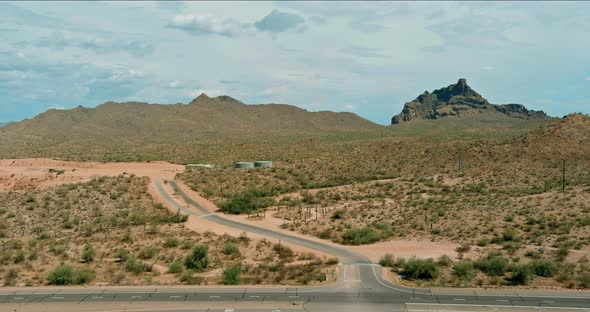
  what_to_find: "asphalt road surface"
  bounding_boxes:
[1,179,588,311]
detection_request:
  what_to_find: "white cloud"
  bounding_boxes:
[344,104,355,111]
[585,76,590,81]
[108,67,144,82]
[482,66,494,71]
[169,14,251,37]
[167,80,184,88]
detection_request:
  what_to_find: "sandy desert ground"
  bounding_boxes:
[0,158,458,265]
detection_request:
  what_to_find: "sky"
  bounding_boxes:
[0,1,589,125]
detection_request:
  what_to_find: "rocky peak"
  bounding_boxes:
[190,93,211,104]
[391,79,548,124]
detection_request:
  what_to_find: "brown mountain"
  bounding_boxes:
[391,79,548,124]
[0,94,380,149]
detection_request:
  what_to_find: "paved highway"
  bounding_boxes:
[1,179,588,311]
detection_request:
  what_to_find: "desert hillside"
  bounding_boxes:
[0,93,380,158]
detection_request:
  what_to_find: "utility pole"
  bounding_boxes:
[562,159,566,192]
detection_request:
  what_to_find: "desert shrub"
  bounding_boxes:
[401,258,439,280]
[168,261,183,274]
[116,248,130,261]
[220,191,275,214]
[3,268,18,286]
[530,259,559,277]
[273,244,294,259]
[179,269,203,285]
[476,238,489,247]
[222,265,241,285]
[508,264,533,285]
[81,244,95,263]
[453,261,475,282]
[74,268,95,284]
[331,209,346,220]
[164,237,179,248]
[474,251,509,277]
[455,243,471,253]
[577,273,590,288]
[47,264,74,285]
[125,257,152,274]
[185,245,209,272]
[341,227,382,245]
[138,246,158,260]
[223,242,240,256]
[437,255,453,267]
[379,254,395,267]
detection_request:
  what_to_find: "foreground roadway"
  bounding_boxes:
[1,179,588,312]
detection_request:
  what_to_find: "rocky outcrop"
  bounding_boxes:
[391,79,548,124]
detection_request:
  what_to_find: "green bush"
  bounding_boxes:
[222,265,241,285]
[437,254,452,267]
[401,258,439,280]
[509,264,533,285]
[81,244,95,263]
[185,245,209,272]
[223,243,240,256]
[179,269,202,285]
[379,254,395,267]
[116,248,130,261]
[74,268,95,284]
[474,251,509,277]
[453,261,475,282]
[125,257,152,274]
[455,243,471,253]
[168,261,183,274]
[273,244,294,259]
[220,190,275,214]
[530,259,559,277]
[476,238,489,247]
[341,227,382,245]
[138,246,158,260]
[164,237,179,248]
[47,264,74,285]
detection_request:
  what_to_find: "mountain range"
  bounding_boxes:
[0,94,379,147]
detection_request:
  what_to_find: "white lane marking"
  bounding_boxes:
[130,296,142,299]
[249,295,260,298]
[453,298,466,301]
[91,296,103,299]
[496,299,509,302]
[370,264,430,295]
[289,296,299,298]
[51,296,64,299]
[13,297,24,300]
[170,295,182,298]
[209,295,221,298]
[543,301,555,303]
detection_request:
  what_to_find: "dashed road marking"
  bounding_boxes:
[91,296,103,299]
[13,297,24,300]
[51,297,64,300]
[209,296,221,298]
[453,298,466,301]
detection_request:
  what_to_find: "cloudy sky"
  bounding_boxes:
[1,1,589,125]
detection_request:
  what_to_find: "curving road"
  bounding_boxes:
[1,179,589,311]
